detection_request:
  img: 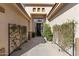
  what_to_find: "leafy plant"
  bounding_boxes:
[42,23,53,41]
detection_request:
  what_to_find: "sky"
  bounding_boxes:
[0,0,79,3]
[21,0,55,3]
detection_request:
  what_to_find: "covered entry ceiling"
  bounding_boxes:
[31,13,47,19]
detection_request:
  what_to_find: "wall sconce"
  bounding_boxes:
[0,6,5,13]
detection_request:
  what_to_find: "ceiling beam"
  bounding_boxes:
[31,13,47,19]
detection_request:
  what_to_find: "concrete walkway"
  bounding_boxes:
[11,37,69,56]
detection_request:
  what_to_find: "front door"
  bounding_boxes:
[36,23,41,36]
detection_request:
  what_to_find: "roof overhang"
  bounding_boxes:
[47,3,64,21]
[15,3,31,21]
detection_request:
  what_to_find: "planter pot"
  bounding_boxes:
[44,37,47,42]
[44,37,52,43]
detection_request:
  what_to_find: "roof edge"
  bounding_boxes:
[47,3,64,21]
[16,3,31,20]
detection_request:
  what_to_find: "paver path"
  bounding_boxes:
[11,37,69,56]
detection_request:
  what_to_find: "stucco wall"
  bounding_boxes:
[0,4,28,55]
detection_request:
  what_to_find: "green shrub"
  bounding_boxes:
[42,23,53,41]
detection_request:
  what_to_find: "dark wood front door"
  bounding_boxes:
[36,23,41,36]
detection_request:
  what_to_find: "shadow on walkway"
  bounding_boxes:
[10,37,46,56]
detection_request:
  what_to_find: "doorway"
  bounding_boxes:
[36,23,41,36]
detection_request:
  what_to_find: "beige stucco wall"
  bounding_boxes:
[0,3,29,55]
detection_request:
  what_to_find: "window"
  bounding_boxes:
[37,8,40,12]
[33,8,36,12]
[42,8,45,12]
